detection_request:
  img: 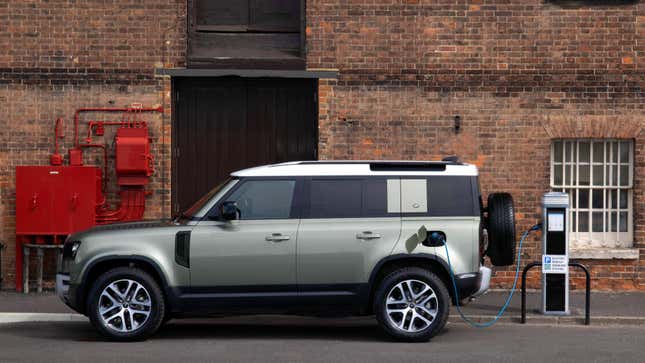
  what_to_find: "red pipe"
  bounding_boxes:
[74,106,162,147]
[54,118,63,155]
[96,189,146,223]
[67,105,161,225]
[86,121,149,141]
[78,143,108,192]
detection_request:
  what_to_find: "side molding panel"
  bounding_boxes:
[175,231,191,268]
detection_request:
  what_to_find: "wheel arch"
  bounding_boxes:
[77,255,170,315]
[366,254,454,314]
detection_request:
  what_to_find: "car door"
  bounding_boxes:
[296,177,401,301]
[189,178,300,305]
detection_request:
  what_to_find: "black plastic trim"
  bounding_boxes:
[367,253,481,304]
[370,162,447,171]
[169,283,367,314]
[453,273,481,299]
[296,160,461,166]
[368,253,451,287]
[74,255,172,314]
[175,231,191,268]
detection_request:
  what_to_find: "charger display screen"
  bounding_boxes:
[547,212,564,232]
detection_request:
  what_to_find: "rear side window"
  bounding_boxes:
[363,178,389,217]
[306,178,393,218]
[427,176,476,216]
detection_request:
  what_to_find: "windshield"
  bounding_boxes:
[180,178,233,219]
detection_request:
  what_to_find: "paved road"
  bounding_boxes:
[0,316,642,362]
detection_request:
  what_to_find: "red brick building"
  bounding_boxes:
[0,1,643,291]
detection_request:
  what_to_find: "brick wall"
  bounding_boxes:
[309,0,644,291]
[0,0,643,292]
[0,0,186,288]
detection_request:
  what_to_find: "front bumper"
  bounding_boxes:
[56,273,70,304]
[56,273,84,314]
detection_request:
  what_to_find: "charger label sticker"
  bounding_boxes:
[547,212,565,232]
[542,255,568,274]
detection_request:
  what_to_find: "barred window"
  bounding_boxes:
[551,140,634,249]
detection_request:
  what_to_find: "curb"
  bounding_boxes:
[0,313,87,324]
[447,315,645,327]
[0,312,642,327]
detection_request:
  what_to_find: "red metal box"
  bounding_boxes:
[115,128,152,185]
[15,166,100,236]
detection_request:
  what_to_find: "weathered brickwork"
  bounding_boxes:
[0,0,643,292]
[0,1,185,288]
[309,0,644,291]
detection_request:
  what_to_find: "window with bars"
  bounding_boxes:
[551,140,634,249]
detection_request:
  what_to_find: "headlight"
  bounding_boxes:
[63,241,81,259]
[71,242,81,258]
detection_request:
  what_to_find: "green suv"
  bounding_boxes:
[57,160,515,342]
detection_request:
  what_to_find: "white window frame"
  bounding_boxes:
[550,139,634,249]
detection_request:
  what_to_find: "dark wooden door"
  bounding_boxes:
[172,77,318,213]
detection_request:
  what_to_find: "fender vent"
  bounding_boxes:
[175,231,191,268]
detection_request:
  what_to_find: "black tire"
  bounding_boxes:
[87,267,165,341]
[374,268,450,342]
[485,193,516,266]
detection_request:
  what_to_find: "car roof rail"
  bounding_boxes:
[441,155,461,163]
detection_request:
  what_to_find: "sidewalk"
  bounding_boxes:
[456,290,645,326]
[0,290,643,326]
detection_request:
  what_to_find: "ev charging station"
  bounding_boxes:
[541,192,570,315]
[455,190,588,327]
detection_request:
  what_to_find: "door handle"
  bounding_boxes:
[356,231,381,240]
[265,233,290,242]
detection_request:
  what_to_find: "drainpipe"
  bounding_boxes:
[160,20,176,220]
[0,240,4,289]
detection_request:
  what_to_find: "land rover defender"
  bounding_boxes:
[57,160,515,342]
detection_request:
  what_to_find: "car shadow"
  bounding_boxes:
[157,319,387,342]
[0,316,453,343]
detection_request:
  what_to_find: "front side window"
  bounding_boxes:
[226,179,296,220]
[551,139,634,249]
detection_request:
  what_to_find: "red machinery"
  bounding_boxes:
[15,104,163,291]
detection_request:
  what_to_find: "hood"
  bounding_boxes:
[68,219,178,241]
[88,219,176,232]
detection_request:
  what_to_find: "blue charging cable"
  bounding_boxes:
[440,223,541,328]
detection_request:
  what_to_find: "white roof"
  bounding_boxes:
[231,161,478,177]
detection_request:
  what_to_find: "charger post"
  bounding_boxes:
[541,192,570,315]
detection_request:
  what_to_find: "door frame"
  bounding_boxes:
[170,76,319,217]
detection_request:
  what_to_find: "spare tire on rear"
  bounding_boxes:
[485,193,516,266]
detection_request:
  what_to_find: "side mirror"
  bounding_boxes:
[219,201,239,221]
[422,231,446,247]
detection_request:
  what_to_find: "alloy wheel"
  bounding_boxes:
[98,279,152,333]
[385,279,438,333]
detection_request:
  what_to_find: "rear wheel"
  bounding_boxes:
[374,268,449,342]
[87,267,165,341]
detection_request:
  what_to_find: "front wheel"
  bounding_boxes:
[87,267,165,341]
[374,268,450,342]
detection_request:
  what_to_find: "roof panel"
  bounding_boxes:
[231,161,478,177]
